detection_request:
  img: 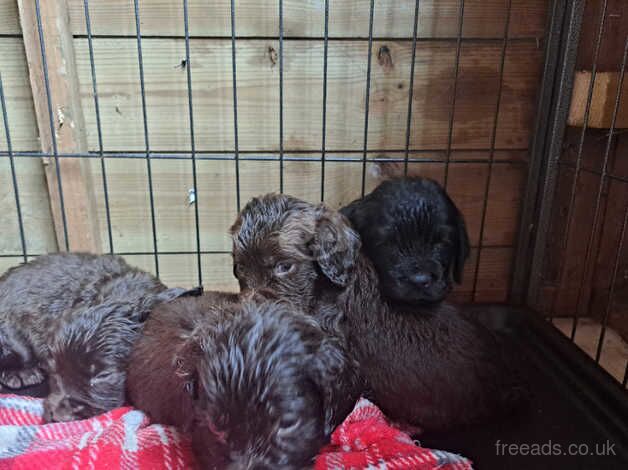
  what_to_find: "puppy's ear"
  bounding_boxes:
[308,337,357,435]
[452,210,470,284]
[310,207,361,286]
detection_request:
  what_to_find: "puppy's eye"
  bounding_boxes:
[274,262,294,276]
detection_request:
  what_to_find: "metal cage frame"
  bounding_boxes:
[1,0,627,387]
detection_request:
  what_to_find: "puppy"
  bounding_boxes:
[127,294,360,469]
[231,194,527,432]
[0,253,186,422]
[341,177,469,304]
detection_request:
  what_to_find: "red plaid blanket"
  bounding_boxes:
[0,395,472,469]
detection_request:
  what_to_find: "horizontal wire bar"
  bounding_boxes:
[0,147,528,156]
[0,243,516,259]
[0,151,529,163]
[65,34,541,42]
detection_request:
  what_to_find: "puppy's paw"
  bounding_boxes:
[0,367,46,390]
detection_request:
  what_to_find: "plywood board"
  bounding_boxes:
[72,38,542,153]
[59,0,548,39]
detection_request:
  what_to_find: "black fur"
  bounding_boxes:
[0,253,186,422]
[341,177,470,304]
[127,294,360,469]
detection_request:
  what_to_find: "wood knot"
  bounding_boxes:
[267,45,278,67]
[377,45,393,71]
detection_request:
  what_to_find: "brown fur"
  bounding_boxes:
[230,194,528,432]
[127,292,360,469]
[0,253,187,422]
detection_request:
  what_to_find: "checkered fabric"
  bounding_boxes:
[0,395,472,469]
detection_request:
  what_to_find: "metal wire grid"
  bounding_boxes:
[0,1,623,385]
[521,0,628,387]
[0,0,523,271]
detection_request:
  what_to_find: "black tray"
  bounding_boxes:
[420,305,628,470]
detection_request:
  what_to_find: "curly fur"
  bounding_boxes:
[127,294,360,469]
[230,194,528,432]
[0,253,187,422]
[341,177,470,304]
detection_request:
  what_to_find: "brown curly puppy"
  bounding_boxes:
[127,293,360,469]
[0,253,187,422]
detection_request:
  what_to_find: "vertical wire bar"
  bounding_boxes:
[34,0,70,251]
[230,0,241,212]
[0,74,27,262]
[623,361,628,387]
[361,0,376,196]
[443,0,465,187]
[596,203,628,363]
[471,0,512,300]
[133,0,160,277]
[403,0,420,176]
[278,0,285,194]
[182,0,203,286]
[551,0,609,338]
[591,36,628,363]
[83,0,114,254]
[320,0,330,201]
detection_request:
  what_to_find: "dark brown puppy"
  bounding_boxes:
[230,194,527,432]
[127,293,360,470]
[340,177,469,304]
[0,253,186,421]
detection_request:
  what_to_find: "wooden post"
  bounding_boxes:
[17,0,101,253]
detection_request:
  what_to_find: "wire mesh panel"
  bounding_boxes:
[0,2,546,300]
[523,0,628,387]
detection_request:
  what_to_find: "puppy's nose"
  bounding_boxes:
[410,272,433,288]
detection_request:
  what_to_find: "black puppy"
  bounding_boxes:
[341,177,469,304]
[0,253,186,421]
[127,295,360,469]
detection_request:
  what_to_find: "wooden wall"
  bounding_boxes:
[0,0,549,299]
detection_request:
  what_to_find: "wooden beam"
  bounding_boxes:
[17,0,101,252]
[576,0,628,72]
[568,71,628,128]
[55,0,548,39]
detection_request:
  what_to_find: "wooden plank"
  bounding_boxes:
[449,247,514,303]
[483,163,527,245]
[5,152,522,295]
[123,253,238,291]
[72,38,542,152]
[17,0,101,252]
[63,0,548,39]
[576,0,628,72]
[0,157,57,255]
[0,38,40,152]
[568,71,628,128]
[0,0,21,35]
[473,247,514,302]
